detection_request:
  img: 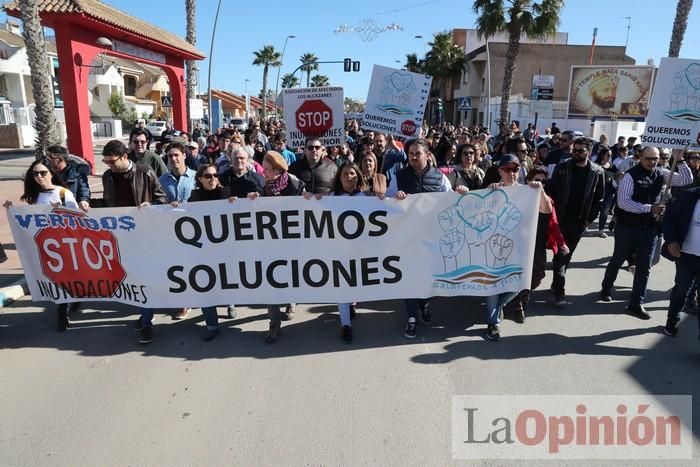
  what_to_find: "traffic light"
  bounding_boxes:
[344,58,361,72]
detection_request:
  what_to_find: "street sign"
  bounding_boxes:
[457,97,472,111]
[537,88,553,100]
[530,88,539,100]
[532,74,555,88]
[161,95,172,107]
[189,98,204,119]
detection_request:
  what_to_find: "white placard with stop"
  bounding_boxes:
[282,86,345,150]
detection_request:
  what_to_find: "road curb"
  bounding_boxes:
[0,277,27,308]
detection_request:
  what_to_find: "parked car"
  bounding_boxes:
[229,117,247,132]
[146,120,167,138]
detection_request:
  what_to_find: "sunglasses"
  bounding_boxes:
[500,167,520,173]
[32,170,50,177]
[133,140,148,145]
[201,173,219,180]
[102,158,120,165]
[306,145,323,150]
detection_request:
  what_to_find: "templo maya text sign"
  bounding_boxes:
[282,86,344,149]
[362,65,432,138]
[8,187,539,308]
[641,57,700,150]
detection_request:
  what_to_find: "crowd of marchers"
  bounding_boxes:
[4,117,699,348]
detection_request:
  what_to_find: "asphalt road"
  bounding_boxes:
[1,232,698,466]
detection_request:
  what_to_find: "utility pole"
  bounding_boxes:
[624,16,632,49]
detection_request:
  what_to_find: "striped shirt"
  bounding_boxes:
[617,163,692,213]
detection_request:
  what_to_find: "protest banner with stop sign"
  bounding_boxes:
[362,65,432,138]
[282,86,344,150]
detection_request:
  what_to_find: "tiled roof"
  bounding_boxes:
[3,0,204,58]
[0,29,57,53]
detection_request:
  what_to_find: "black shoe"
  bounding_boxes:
[514,306,525,324]
[627,304,651,320]
[419,308,432,325]
[404,318,417,339]
[133,317,144,331]
[663,319,679,337]
[56,309,69,332]
[554,293,566,306]
[600,289,612,302]
[266,322,281,343]
[202,328,219,342]
[349,303,356,320]
[226,305,237,319]
[485,324,501,341]
[341,325,353,344]
[139,327,154,344]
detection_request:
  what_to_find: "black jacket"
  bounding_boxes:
[289,158,337,194]
[546,159,606,227]
[220,169,265,198]
[57,160,91,203]
[662,185,700,260]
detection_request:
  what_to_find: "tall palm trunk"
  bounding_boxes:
[668,0,694,57]
[185,0,197,133]
[262,65,269,120]
[499,29,520,135]
[306,70,311,88]
[18,0,59,158]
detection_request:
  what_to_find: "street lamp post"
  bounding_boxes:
[207,0,223,132]
[274,34,296,112]
[244,79,250,121]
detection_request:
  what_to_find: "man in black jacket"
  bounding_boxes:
[662,185,700,339]
[220,147,264,197]
[290,137,338,195]
[546,137,606,305]
[47,145,91,212]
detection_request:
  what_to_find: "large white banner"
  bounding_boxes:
[362,65,432,138]
[8,186,539,308]
[641,57,700,150]
[282,86,345,150]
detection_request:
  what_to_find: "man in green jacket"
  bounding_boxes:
[129,128,167,177]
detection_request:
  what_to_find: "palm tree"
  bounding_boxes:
[404,53,424,73]
[300,52,319,87]
[310,75,330,87]
[473,0,563,134]
[281,73,299,89]
[668,0,694,57]
[423,31,468,124]
[18,0,59,157]
[252,45,281,120]
[185,0,197,133]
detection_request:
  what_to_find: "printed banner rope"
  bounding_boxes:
[8,186,540,308]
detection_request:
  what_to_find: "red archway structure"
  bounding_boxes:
[5,0,205,169]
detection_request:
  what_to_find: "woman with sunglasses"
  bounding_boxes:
[504,166,569,323]
[483,156,563,340]
[248,151,306,343]
[186,164,236,340]
[4,159,79,331]
[447,143,485,192]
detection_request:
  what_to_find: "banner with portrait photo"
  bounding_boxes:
[567,66,654,119]
[7,187,539,308]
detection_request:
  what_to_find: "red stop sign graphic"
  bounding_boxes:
[34,208,126,298]
[401,119,417,136]
[296,99,333,136]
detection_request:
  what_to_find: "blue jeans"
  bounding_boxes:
[667,253,700,334]
[405,298,430,319]
[201,306,219,329]
[601,223,657,306]
[140,308,154,328]
[485,292,517,325]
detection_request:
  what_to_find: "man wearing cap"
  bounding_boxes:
[601,146,692,318]
[546,137,606,306]
[587,73,619,114]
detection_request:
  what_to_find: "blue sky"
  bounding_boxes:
[4,0,700,99]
